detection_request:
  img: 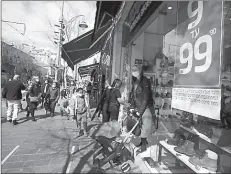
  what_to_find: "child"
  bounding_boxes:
[74,88,89,136]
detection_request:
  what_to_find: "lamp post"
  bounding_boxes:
[65,15,88,81]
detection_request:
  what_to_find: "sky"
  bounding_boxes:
[2,1,96,53]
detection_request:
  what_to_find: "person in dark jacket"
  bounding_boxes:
[26,77,42,121]
[129,65,155,154]
[2,74,26,125]
[46,81,60,117]
[41,79,50,108]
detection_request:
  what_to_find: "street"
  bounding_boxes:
[1,102,141,173]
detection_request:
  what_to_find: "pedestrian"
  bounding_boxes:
[45,81,60,117]
[26,76,42,122]
[41,79,50,108]
[107,79,123,122]
[2,74,26,125]
[60,88,67,99]
[74,88,89,136]
[69,81,76,98]
[129,65,155,155]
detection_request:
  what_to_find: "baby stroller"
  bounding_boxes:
[89,110,141,172]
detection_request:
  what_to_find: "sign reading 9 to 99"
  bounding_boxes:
[174,1,223,87]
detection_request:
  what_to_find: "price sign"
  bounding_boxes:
[174,1,223,87]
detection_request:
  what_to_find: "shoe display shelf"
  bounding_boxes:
[158,140,216,174]
[180,125,231,155]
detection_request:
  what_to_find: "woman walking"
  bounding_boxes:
[129,65,155,154]
[26,76,42,122]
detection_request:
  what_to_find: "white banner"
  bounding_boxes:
[172,88,221,120]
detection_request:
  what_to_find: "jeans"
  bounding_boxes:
[7,100,21,121]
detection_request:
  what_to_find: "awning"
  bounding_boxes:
[78,63,99,78]
[61,21,112,70]
[92,1,122,41]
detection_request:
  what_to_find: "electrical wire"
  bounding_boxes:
[4,22,35,44]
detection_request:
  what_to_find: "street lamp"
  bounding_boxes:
[65,15,88,81]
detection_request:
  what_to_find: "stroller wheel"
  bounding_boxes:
[121,162,131,173]
[93,158,100,168]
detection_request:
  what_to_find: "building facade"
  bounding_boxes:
[1,41,48,87]
[108,1,231,173]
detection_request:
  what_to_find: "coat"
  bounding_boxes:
[130,75,154,138]
[2,80,26,100]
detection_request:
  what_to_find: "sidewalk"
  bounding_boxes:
[1,105,98,173]
[1,105,141,173]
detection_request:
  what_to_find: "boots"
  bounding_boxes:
[174,140,195,157]
[189,150,218,172]
[167,133,186,146]
[83,122,88,136]
[26,111,30,117]
[136,138,148,156]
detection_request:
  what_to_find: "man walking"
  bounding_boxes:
[46,81,60,117]
[41,79,50,108]
[2,74,26,125]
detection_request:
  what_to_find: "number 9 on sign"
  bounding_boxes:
[179,35,212,74]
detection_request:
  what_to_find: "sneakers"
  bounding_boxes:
[7,119,12,123]
[189,150,218,172]
[12,120,18,125]
[174,140,195,157]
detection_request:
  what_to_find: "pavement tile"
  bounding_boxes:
[1,169,8,173]
[33,164,64,173]
[8,154,51,163]
[14,148,39,155]
[23,159,51,168]
[49,157,67,165]
[20,167,35,173]
[2,168,22,173]
[1,150,12,160]
[36,148,59,154]
[2,162,25,169]
[1,144,21,151]
[2,139,25,145]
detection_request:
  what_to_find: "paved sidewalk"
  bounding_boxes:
[1,105,141,173]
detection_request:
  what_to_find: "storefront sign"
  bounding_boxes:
[172,88,221,120]
[174,1,223,87]
[129,1,152,31]
[122,1,162,47]
[172,1,223,120]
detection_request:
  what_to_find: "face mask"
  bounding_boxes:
[132,71,140,78]
[52,85,56,88]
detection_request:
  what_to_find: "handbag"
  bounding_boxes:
[29,96,39,102]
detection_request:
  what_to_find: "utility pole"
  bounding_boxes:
[55,1,65,82]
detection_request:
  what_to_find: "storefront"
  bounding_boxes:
[112,1,231,173]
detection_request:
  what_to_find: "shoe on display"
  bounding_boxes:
[167,133,186,146]
[193,124,213,138]
[166,92,171,98]
[174,140,195,157]
[189,150,218,172]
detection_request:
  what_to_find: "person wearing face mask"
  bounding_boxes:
[41,79,50,108]
[46,82,60,117]
[106,79,123,122]
[129,65,155,155]
[26,76,42,122]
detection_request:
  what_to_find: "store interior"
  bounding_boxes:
[129,1,231,173]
